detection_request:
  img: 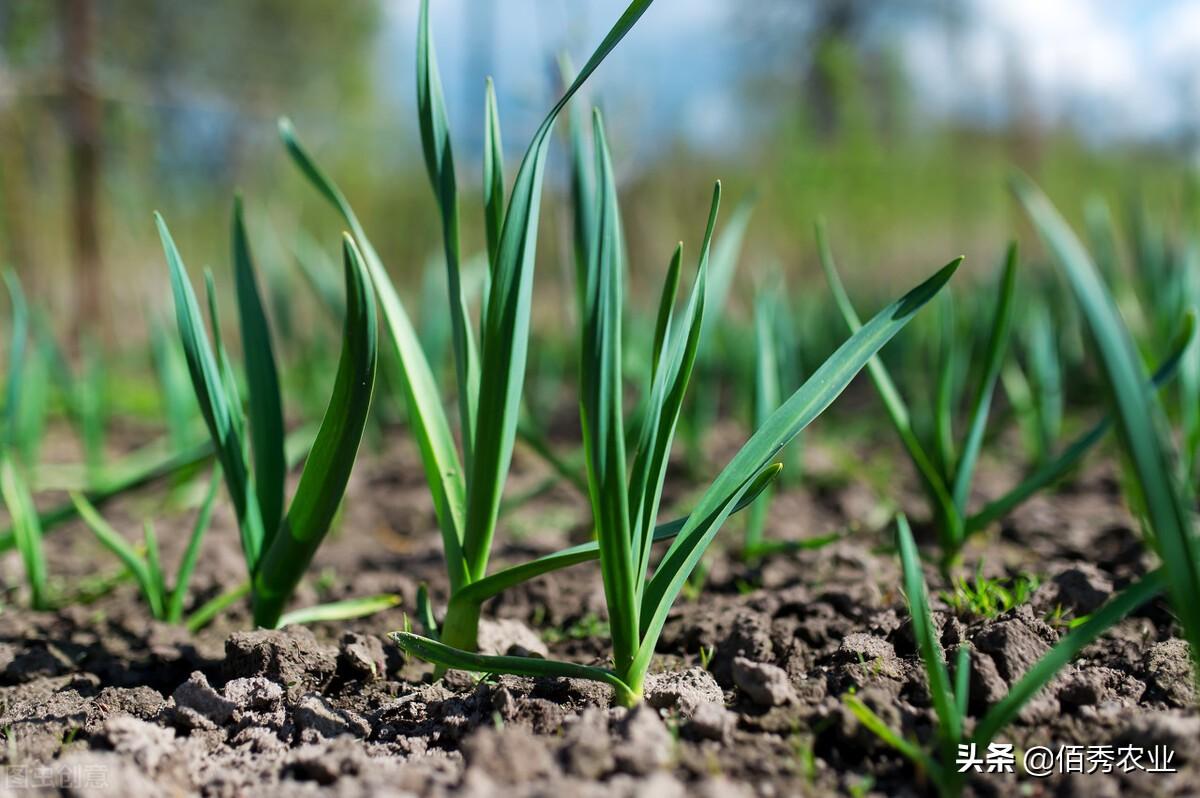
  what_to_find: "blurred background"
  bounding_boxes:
[0,0,1196,351]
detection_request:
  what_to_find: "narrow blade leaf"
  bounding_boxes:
[279,120,469,590]
[233,198,287,549]
[817,219,960,551]
[640,257,961,647]
[251,235,378,628]
[390,630,634,699]
[973,570,1164,747]
[1,454,47,609]
[279,594,401,627]
[951,244,1018,512]
[461,0,657,581]
[156,213,262,570]
[418,0,481,468]
[897,514,960,742]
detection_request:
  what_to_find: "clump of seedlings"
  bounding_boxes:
[279,0,684,655]
[846,515,1171,797]
[1013,174,1200,678]
[70,469,223,628]
[390,99,963,704]
[818,221,1194,573]
[153,200,385,629]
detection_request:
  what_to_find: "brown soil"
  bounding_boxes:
[0,422,1196,797]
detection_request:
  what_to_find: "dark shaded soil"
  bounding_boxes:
[0,423,1196,796]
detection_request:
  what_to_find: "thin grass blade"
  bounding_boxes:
[70,492,160,617]
[817,219,960,550]
[745,290,782,553]
[168,465,223,623]
[557,52,595,313]
[483,77,505,271]
[700,194,753,341]
[896,514,961,742]
[952,244,1018,512]
[157,214,263,570]
[639,257,961,650]
[3,270,29,447]
[650,243,683,380]
[278,594,401,627]
[968,315,1193,534]
[453,464,779,607]
[184,581,250,633]
[933,292,959,480]
[629,184,719,590]
[954,645,971,719]
[844,694,937,777]
[973,570,1164,747]
[143,519,166,615]
[1,454,48,609]
[580,109,638,670]
[390,630,635,699]
[280,120,469,590]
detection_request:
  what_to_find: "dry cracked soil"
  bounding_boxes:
[0,421,1196,797]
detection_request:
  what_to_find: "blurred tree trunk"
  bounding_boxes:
[59,0,104,344]
[0,73,32,287]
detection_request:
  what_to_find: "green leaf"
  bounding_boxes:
[157,213,263,571]
[251,235,378,629]
[483,77,506,271]
[629,184,719,591]
[290,228,346,322]
[650,243,683,380]
[3,270,29,447]
[278,593,400,627]
[973,570,1164,747]
[143,519,166,613]
[951,244,1018,512]
[557,52,595,313]
[0,438,213,550]
[416,584,439,639]
[745,289,782,553]
[965,318,1193,534]
[817,219,961,554]
[461,0,657,583]
[279,120,470,592]
[637,257,961,667]
[390,630,636,703]
[933,292,959,480]
[185,581,250,633]
[700,194,754,341]
[896,514,961,743]
[203,269,248,454]
[233,197,287,550]
[150,320,196,451]
[452,464,780,608]
[581,108,637,671]
[168,465,223,624]
[844,693,937,777]
[70,492,162,618]
[1013,174,1200,671]
[1,454,48,609]
[418,0,481,472]
[954,645,971,719]
[1026,301,1063,452]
